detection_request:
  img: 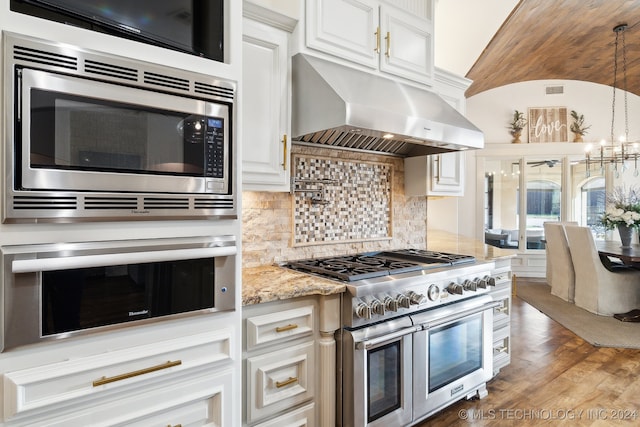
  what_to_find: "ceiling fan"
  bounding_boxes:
[527,160,560,168]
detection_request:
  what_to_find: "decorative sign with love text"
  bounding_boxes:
[527,107,568,143]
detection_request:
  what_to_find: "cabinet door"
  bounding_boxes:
[242,18,290,191]
[379,4,433,85]
[306,0,379,68]
[429,152,465,196]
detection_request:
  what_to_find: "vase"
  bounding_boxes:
[573,134,583,142]
[617,224,633,248]
[512,131,522,144]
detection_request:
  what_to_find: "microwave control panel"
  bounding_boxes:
[205,118,225,179]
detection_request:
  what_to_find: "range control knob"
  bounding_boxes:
[475,277,487,289]
[397,293,411,309]
[446,282,464,295]
[483,275,496,286]
[384,295,399,312]
[408,291,427,305]
[370,298,385,316]
[355,300,372,319]
[427,284,440,301]
[463,279,477,292]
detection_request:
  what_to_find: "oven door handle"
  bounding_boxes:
[11,246,237,273]
[355,325,421,350]
[419,301,501,330]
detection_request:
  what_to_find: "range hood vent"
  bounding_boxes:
[292,54,484,157]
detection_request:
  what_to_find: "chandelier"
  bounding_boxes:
[585,24,639,177]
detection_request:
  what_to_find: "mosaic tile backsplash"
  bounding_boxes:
[242,145,428,268]
[292,154,392,246]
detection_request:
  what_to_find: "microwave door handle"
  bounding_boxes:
[355,325,421,350]
[11,246,237,273]
[420,301,501,330]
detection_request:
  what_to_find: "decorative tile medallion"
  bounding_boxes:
[292,154,393,246]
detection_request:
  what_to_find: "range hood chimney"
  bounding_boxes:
[291,54,484,157]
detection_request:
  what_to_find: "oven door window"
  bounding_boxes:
[42,258,214,336]
[367,341,402,422]
[429,313,483,392]
[28,89,224,178]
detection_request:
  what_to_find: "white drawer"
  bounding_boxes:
[254,402,316,427]
[22,369,235,427]
[246,342,315,423]
[3,329,233,420]
[246,305,314,350]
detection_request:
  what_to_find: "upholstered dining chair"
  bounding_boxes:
[543,222,576,302]
[564,225,640,316]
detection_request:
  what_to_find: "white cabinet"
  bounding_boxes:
[242,9,297,191]
[3,329,236,426]
[488,259,512,376]
[243,295,340,427]
[306,0,434,85]
[405,153,465,197]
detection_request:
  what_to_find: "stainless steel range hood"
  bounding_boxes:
[292,54,484,157]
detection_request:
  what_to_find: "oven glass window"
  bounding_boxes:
[29,89,224,178]
[429,313,483,392]
[42,258,214,336]
[367,341,402,422]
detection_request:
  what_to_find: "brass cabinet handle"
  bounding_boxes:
[276,376,298,388]
[495,306,509,313]
[374,27,381,53]
[282,134,287,171]
[495,346,508,353]
[275,323,298,333]
[385,31,391,57]
[93,360,182,387]
[167,425,182,427]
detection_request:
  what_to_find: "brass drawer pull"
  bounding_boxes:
[495,306,509,313]
[276,376,298,388]
[282,134,288,171]
[275,323,298,333]
[93,360,182,387]
[495,346,508,353]
[385,31,391,57]
[167,425,182,427]
[374,27,381,53]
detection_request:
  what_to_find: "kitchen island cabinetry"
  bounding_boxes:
[242,294,341,427]
[242,4,297,191]
[2,329,236,426]
[306,0,434,85]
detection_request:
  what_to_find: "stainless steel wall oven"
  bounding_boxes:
[1,235,236,351]
[3,32,237,222]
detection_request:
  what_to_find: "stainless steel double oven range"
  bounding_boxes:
[1,32,239,351]
[287,249,499,427]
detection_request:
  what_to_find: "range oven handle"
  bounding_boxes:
[11,246,237,273]
[419,301,501,330]
[355,325,421,350]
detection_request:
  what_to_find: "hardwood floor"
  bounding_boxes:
[417,291,640,426]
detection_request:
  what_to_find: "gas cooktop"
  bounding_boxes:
[285,249,475,282]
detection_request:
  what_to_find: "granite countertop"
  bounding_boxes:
[242,264,345,306]
[242,230,516,307]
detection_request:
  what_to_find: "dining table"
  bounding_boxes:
[596,241,640,264]
[596,241,640,321]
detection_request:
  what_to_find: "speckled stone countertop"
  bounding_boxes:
[242,264,345,306]
[242,230,516,307]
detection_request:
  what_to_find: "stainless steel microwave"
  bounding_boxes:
[1,235,237,351]
[3,32,237,222]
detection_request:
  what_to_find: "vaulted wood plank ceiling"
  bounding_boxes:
[465,0,640,97]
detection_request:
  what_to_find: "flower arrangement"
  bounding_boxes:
[600,186,640,229]
[569,110,590,142]
[508,110,527,136]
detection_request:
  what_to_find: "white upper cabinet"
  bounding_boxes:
[306,0,434,85]
[242,14,294,191]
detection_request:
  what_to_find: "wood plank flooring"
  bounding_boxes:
[417,288,640,426]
